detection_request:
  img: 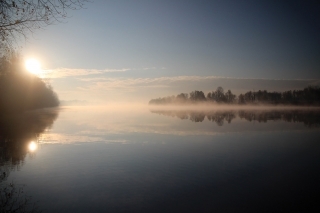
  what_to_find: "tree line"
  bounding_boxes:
[149,86,320,105]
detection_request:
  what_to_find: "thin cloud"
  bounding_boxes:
[44,68,131,78]
[77,75,320,90]
[78,76,222,84]
[44,67,167,78]
[52,75,320,103]
[46,68,128,78]
[142,67,156,70]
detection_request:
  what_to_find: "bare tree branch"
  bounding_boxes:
[0,0,89,57]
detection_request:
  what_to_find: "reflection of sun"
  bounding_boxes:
[28,141,38,152]
[25,58,41,75]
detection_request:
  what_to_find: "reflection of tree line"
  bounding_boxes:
[0,109,58,212]
[238,110,320,127]
[151,110,237,126]
[150,110,320,127]
[0,109,59,182]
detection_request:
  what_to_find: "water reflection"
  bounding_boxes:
[2,106,319,212]
[0,108,59,182]
[150,109,320,127]
[0,109,58,213]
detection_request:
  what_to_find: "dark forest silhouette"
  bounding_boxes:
[1,0,88,113]
[0,56,59,113]
[149,86,320,105]
[150,109,320,127]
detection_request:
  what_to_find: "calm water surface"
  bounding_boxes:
[1,106,320,213]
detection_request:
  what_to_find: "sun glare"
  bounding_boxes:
[25,58,41,75]
[28,141,38,152]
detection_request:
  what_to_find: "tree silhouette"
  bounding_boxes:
[176,93,188,103]
[215,86,225,102]
[225,89,236,103]
[238,94,245,104]
[0,56,59,112]
[190,90,206,102]
[149,86,320,106]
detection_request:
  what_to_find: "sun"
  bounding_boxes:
[28,141,38,152]
[25,58,41,75]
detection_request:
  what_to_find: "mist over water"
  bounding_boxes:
[1,105,320,212]
[150,106,320,127]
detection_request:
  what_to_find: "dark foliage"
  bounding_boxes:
[190,90,206,102]
[239,87,320,105]
[149,86,320,105]
[149,87,237,105]
[0,57,59,113]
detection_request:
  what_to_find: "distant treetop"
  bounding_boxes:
[149,86,320,106]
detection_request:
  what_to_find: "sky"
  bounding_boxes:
[22,0,320,104]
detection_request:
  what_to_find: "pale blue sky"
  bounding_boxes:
[22,0,320,103]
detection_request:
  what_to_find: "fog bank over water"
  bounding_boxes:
[55,101,320,113]
[3,107,320,213]
[58,102,320,110]
[51,76,320,104]
[148,104,320,111]
[30,105,319,145]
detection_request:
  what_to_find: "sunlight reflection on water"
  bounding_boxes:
[38,106,320,145]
